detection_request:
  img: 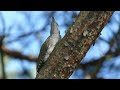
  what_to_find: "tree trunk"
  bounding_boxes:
[36,11,114,79]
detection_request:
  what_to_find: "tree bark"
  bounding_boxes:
[36,11,114,79]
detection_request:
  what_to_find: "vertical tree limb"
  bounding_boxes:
[0,36,6,79]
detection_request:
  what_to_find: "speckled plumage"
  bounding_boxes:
[37,17,61,74]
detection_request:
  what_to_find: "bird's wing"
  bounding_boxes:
[37,36,50,69]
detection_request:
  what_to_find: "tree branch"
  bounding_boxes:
[76,28,120,78]
[36,11,114,79]
[0,36,6,79]
[0,46,37,62]
[77,48,120,79]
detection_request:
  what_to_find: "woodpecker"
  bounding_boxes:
[36,17,61,74]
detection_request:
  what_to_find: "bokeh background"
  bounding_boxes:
[0,11,120,79]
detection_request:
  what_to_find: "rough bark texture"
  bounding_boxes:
[36,11,114,79]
